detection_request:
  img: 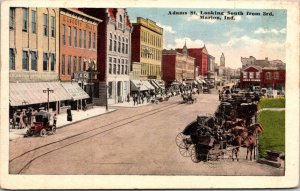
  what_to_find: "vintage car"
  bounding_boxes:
[25,111,56,137]
[203,86,210,94]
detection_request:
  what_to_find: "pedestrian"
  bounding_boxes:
[82,100,87,111]
[53,114,57,126]
[19,110,25,129]
[67,107,72,122]
[133,93,137,106]
[127,93,130,103]
[141,94,144,104]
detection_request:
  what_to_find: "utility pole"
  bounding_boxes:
[43,88,54,112]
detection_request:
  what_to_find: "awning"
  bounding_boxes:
[149,80,160,89]
[196,79,203,84]
[9,82,72,106]
[141,80,155,90]
[130,80,148,91]
[61,83,90,100]
[156,80,165,89]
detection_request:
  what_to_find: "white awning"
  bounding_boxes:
[149,80,160,89]
[141,80,155,90]
[196,79,203,84]
[130,80,148,91]
[61,83,90,100]
[9,82,72,106]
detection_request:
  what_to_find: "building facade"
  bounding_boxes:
[131,17,163,80]
[162,47,195,86]
[59,8,101,104]
[9,7,59,82]
[79,8,132,105]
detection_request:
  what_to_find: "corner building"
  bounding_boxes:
[131,17,163,80]
[79,8,132,105]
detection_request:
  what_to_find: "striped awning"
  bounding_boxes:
[141,80,155,90]
[61,83,90,100]
[9,82,72,106]
[130,80,148,91]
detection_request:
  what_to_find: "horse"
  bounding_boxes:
[228,123,263,161]
[244,123,264,160]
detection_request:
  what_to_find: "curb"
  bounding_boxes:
[56,109,117,129]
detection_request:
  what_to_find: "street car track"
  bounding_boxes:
[10,101,183,174]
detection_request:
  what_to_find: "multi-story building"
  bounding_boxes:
[131,17,163,81]
[207,54,215,80]
[9,7,74,113]
[79,8,132,105]
[162,43,195,87]
[9,7,59,82]
[59,8,101,105]
[177,45,208,78]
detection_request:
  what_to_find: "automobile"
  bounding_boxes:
[203,86,210,94]
[25,111,56,137]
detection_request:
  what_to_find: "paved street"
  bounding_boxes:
[9,91,284,175]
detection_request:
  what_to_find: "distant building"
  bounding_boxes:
[177,45,208,77]
[131,17,163,80]
[162,43,195,87]
[220,52,225,67]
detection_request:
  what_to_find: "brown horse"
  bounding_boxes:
[244,123,263,160]
[229,123,263,161]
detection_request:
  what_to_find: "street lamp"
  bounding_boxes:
[105,84,109,112]
[43,88,54,112]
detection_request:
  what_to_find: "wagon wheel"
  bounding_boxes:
[51,126,57,134]
[206,150,219,168]
[175,133,189,148]
[40,129,47,137]
[190,145,200,163]
[179,143,192,157]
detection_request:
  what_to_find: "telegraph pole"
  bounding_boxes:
[43,88,54,111]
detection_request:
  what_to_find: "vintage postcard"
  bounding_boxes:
[0,0,299,189]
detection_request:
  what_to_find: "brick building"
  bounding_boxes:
[177,45,208,77]
[59,8,101,105]
[162,43,195,87]
[79,8,132,105]
[131,17,163,81]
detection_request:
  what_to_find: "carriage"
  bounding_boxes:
[181,94,197,104]
[25,111,56,137]
[175,114,235,167]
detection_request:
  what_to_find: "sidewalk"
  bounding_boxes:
[111,99,151,108]
[9,106,116,141]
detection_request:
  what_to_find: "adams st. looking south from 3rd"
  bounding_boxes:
[9,92,283,175]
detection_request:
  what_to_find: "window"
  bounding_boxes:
[22,51,29,70]
[83,30,86,48]
[31,10,36,33]
[9,48,15,70]
[43,14,48,36]
[118,36,121,53]
[9,8,15,29]
[43,53,48,71]
[256,72,260,79]
[50,53,55,71]
[249,72,254,79]
[62,25,66,45]
[78,57,82,71]
[117,59,120,74]
[68,26,71,46]
[125,60,128,74]
[113,58,116,74]
[93,33,96,49]
[108,82,113,98]
[50,16,55,37]
[109,57,112,74]
[125,38,128,54]
[266,72,272,80]
[68,56,71,75]
[62,55,66,75]
[243,72,247,79]
[274,72,280,80]
[74,27,77,47]
[31,51,37,71]
[121,59,124,74]
[79,29,82,48]
[114,35,117,51]
[109,33,112,51]
[88,32,91,48]
[22,8,28,32]
[122,37,124,53]
[73,56,77,73]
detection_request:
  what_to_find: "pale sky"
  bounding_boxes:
[127,8,287,69]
